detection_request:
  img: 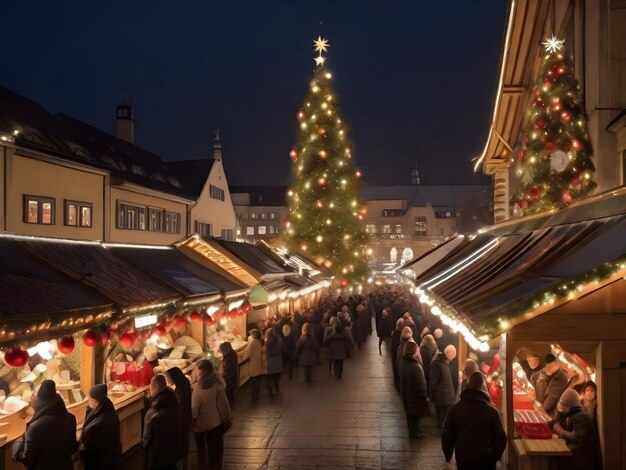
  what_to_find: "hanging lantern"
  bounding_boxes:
[58,336,75,355]
[189,311,202,323]
[3,348,29,368]
[82,330,101,347]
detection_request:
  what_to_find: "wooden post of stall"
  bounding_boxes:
[80,341,96,395]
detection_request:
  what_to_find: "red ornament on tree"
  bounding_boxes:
[289,149,298,161]
[517,199,529,210]
[544,142,556,151]
[562,191,573,204]
[318,128,326,136]
[340,278,348,287]
[58,336,75,355]
[297,110,304,121]
[190,311,202,323]
[534,118,545,129]
[570,175,581,187]
[527,187,541,200]
[3,348,29,368]
[571,139,582,151]
[82,330,100,347]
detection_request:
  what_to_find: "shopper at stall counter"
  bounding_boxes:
[239,329,264,401]
[142,374,182,470]
[12,379,78,469]
[536,353,569,417]
[218,341,239,408]
[548,388,600,470]
[165,367,192,470]
[78,383,122,470]
[442,372,507,470]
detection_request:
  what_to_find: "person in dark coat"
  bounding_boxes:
[275,312,297,380]
[548,388,600,470]
[165,367,192,470]
[395,326,415,385]
[419,334,438,388]
[398,341,429,438]
[219,341,240,407]
[442,372,506,470]
[79,384,122,470]
[537,353,569,417]
[142,375,182,470]
[263,327,284,395]
[390,318,405,387]
[377,308,393,355]
[429,346,457,428]
[325,322,354,380]
[12,379,77,470]
[295,322,320,382]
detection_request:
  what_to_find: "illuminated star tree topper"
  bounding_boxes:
[313,36,329,66]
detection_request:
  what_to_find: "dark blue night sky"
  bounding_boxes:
[1,1,507,186]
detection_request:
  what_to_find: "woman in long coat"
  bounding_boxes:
[399,341,429,438]
[165,367,192,470]
[325,322,354,380]
[263,327,284,395]
[295,322,320,382]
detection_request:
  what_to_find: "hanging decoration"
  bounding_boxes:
[3,348,29,367]
[57,336,75,355]
[82,330,100,347]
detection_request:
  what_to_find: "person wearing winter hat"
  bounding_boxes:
[79,384,122,469]
[398,341,428,438]
[395,326,415,390]
[419,334,439,388]
[13,379,78,469]
[548,388,600,469]
[442,372,506,469]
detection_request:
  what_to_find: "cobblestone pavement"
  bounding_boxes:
[190,328,457,469]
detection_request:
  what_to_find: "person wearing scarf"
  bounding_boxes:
[441,372,506,470]
[192,360,231,470]
[12,379,77,469]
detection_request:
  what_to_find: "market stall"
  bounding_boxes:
[411,190,626,469]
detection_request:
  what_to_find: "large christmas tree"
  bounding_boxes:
[512,36,596,216]
[284,37,369,286]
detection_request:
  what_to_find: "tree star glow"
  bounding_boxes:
[542,35,565,54]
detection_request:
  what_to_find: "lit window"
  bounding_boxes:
[414,216,427,236]
[209,185,225,201]
[148,208,163,232]
[165,212,181,233]
[258,226,267,235]
[195,221,212,236]
[24,195,55,225]
[221,229,234,241]
[65,200,93,227]
[382,224,392,234]
[246,226,255,236]
[117,202,146,230]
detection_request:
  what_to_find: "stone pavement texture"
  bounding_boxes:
[190,328,457,469]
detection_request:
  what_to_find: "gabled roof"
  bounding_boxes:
[57,114,193,199]
[212,239,286,276]
[0,87,97,165]
[165,160,216,198]
[229,186,289,206]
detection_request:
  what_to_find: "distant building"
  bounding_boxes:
[230,180,492,263]
[0,87,236,244]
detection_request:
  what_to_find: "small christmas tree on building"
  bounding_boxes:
[284,37,369,286]
[512,36,596,216]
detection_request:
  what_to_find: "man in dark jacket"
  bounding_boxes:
[538,353,569,417]
[79,383,122,470]
[442,372,507,470]
[548,388,600,470]
[429,345,457,428]
[275,311,297,380]
[142,374,182,470]
[399,341,429,438]
[12,379,77,470]
[219,341,240,407]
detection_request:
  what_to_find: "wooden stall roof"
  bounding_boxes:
[255,240,333,282]
[104,243,247,297]
[416,188,626,338]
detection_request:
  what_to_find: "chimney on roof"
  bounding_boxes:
[212,128,222,161]
[116,104,134,144]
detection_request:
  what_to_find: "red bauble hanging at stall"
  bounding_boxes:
[119,333,134,348]
[100,329,110,345]
[58,336,75,355]
[204,316,215,328]
[153,325,167,337]
[82,330,101,347]
[174,316,187,329]
[3,348,29,368]
[189,311,202,323]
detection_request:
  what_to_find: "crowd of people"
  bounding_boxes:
[8,285,604,470]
